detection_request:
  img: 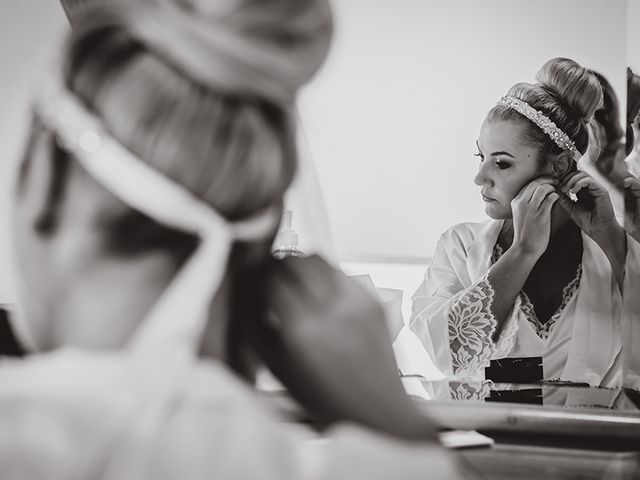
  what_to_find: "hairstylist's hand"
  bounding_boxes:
[255,255,437,441]
[510,177,559,258]
[624,172,640,244]
[556,171,619,244]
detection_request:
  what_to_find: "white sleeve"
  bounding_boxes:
[410,233,518,380]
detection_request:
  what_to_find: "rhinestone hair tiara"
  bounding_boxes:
[497,95,580,160]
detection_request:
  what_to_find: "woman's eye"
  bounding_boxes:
[496,160,510,170]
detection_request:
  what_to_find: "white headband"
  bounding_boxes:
[498,95,581,161]
[33,73,280,359]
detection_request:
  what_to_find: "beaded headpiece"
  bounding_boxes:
[497,95,581,161]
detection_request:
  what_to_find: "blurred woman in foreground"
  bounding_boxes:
[0,0,471,478]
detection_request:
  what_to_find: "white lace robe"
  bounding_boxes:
[409,220,623,387]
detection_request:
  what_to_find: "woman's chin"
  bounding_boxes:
[484,203,511,220]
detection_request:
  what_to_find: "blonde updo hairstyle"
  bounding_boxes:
[486,58,603,171]
[28,0,333,373]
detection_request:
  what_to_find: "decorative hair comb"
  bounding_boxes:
[497,95,580,161]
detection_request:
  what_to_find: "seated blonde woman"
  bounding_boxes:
[0,1,472,478]
[410,59,626,390]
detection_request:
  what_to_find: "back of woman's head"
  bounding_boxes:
[487,57,603,165]
[47,0,332,258]
[23,0,332,368]
[627,67,640,154]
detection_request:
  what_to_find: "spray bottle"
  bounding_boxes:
[273,210,305,259]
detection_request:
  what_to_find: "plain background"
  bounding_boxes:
[299,0,628,263]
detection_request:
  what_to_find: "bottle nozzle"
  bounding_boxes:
[276,210,299,248]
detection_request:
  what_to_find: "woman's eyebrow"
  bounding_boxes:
[475,141,514,158]
[490,151,515,158]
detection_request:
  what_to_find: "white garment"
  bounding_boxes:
[0,351,463,480]
[626,151,640,179]
[409,220,622,387]
[622,236,640,390]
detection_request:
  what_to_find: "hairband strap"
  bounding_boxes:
[35,80,279,242]
[498,95,581,161]
[33,72,280,359]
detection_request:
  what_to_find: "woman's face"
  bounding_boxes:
[474,119,551,219]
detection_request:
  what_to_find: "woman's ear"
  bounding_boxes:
[550,151,574,180]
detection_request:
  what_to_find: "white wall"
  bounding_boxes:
[299,0,628,263]
[629,0,640,69]
[0,1,69,301]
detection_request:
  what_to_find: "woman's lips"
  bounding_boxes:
[481,194,497,202]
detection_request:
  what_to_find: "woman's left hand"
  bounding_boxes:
[558,171,626,289]
[556,171,618,245]
[624,172,640,244]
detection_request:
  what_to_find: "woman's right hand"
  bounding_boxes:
[510,177,560,258]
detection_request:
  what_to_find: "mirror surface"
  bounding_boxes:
[299,0,634,409]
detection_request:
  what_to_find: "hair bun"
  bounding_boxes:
[64,0,333,106]
[535,57,603,122]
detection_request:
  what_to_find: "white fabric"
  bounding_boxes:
[409,220,622,387]
[622,236,640,390]
[0,351,465,479]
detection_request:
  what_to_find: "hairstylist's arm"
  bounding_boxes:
[257,255,437,441]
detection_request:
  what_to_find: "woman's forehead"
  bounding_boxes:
[478,119,534,155]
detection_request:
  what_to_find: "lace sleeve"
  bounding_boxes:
[448,380,492,401]
[447,273,520,379]
[447,275,497,378]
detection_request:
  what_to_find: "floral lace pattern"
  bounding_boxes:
[448,380,493,401]
[448,275,497,378]
[520,266,582,340]
[446,242,583,380]
[494,243,582,341]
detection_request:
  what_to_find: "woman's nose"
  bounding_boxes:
[474,161,492,187]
